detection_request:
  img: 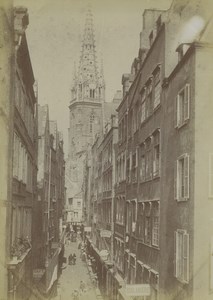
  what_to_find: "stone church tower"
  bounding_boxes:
[66,8,105,199]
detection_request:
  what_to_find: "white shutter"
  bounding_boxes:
[209,153,213,197]
[184,154,189,199]
[184,84,190,121]
[183,232,189,282]
[174,231,178,277]
[129,152,132,170]
[174,161,178,200]
[136,148,138,167]
[175,95,179,128]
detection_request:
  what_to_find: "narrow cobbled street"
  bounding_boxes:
[54,238,99,300]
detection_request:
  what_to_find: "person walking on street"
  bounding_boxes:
[72,289,79,300]
[69,254,73,265]
[79,280,86,293]
[72,253,76,265]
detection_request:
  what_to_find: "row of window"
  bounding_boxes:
[102,201,112,225]
[114,229,189,287]
[126,201,160,247]
[15,74,35,141]
[140,131,160,182]
[102,169,112,192]
[12,207,32,246]
[102,141,112,171]
[13,133,33,192]
[118,68,161,144]
[116,134,160,185]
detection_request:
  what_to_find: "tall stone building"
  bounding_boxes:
[0,1,14,298]
[8,7,38,300]
[67,7,105,204]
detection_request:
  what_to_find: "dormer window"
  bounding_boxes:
[176,43,191,62]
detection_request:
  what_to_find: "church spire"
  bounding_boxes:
[71,6,105,103]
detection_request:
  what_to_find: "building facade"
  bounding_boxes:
[35,106,66,295]
[0,1,14,298]
[83,1,213,300]
[8,7,38,300]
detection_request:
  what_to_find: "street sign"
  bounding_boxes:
[100,229,111,238]
[125,284,151,296]
[84,226,91,232]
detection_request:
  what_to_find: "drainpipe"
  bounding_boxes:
[111,132,115,262]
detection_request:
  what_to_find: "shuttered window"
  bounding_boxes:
[175,154,189,201]
[174,230,189,283]
[175,83,190,128]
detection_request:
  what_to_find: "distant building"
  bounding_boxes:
[66,194,83,225]
[82,92,121,298]
[35,106,66,294]
[66,7,105,209]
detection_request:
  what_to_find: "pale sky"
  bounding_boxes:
[14,0,172,156]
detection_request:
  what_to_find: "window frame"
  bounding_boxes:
[175,84,190,128]
[174,229,189,284]
[175,154,189,201]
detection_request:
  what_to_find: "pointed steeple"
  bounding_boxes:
[71,6,105,103]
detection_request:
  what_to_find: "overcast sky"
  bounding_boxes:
[14,0,172,155]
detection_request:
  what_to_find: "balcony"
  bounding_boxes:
[9,237,31,267]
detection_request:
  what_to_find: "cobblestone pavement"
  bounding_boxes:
[54,238,98,300]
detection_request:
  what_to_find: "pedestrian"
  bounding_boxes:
[69,254,73,265]
[72,289,79,300]
[79,280,86,293]
[72,253,76,265]
[81,251,86,262]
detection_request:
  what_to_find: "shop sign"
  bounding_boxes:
[125,284,151,296]
[99,249,109,261]
[33,269,45,280]
[100,230,111,238]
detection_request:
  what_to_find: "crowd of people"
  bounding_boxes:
[64,223,98,299]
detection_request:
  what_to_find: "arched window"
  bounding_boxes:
[90,89,95,99]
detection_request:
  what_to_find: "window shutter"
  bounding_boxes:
[136,148,138,168]
[129,152,132,170]
[184,84,190,120]
[175,95,179,128]
[183,232,189,282]
[174,231,178,277]
[184,154,189,199]
[209,153,213,197]
[174,161,178,200]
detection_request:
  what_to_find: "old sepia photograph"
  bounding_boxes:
[0,0,213,299]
